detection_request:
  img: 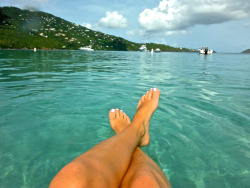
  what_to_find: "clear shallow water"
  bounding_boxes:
[0,50,249,187]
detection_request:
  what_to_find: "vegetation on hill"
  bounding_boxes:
[241,49,250,53]
[0,7,193,52]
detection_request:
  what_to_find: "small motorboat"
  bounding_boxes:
[199,47,213,54]
[79,45,94,51]
[155,48,161,53]
[139,45,148,52]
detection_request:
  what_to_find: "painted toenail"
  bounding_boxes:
[111,109,115,112]
[153,88,157,91]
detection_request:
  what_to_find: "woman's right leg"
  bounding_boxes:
[50,88,160,188]
[109,101,171,188]
[120,147,171,188]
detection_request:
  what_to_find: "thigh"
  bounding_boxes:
[120,148,171,188]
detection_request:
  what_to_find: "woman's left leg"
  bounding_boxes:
[49,88,160,188]
[109,109,171,188]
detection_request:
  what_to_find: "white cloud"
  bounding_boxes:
[81,23,92,29]
[99,11,128,28]
[126,28,187,40]
[2,0,51,10]
[138,0,250,35]
[18,0,50,6]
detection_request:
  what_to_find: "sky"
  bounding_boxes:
[1,0,250,52]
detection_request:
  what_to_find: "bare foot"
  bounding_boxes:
[109,108,131,134]
[132,88,160,147]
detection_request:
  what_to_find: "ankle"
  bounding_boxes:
[130,122,145,143]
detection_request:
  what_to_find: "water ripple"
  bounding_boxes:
[0,50,250,187]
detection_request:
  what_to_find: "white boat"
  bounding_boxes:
[139,45,148,52]
[199,47,213,54]
[155,48,161,53]
[79,45,94,51]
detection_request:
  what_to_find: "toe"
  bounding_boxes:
[145,91,150,98]
[115,108,120,118]
[109,109,116,119]
[126,115,131,123]
[141,95,146,103]
[152,88,160,98]
[147,88,153,99]
[137,100,141,110]
[137,95,145,109]
[120,110,124,119]
[123,112,126,120]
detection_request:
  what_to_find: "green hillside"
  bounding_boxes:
[241,49,250,53]
[0,7,193,52]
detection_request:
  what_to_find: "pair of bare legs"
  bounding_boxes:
[50,88,171,188]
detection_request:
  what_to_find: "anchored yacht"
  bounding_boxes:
[199,47,213,54]
[139,45,148,52]
[79,45,94,51]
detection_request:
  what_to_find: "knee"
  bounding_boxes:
[50,161,89,188]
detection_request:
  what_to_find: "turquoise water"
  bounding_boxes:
[0,50,249,187]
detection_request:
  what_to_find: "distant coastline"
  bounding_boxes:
[241,49,250,53]
[0,7,195,52]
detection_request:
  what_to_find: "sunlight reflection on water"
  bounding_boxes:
[0,50,250,187]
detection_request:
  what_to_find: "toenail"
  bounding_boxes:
[111,109,115,112]
[153,88,157,91]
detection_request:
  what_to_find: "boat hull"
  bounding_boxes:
[200,50,213,54]
[199,47,213,54]
[155,48,161,53]
[139,45,148,52]
[79,46,94,51]
[80,48,94,51]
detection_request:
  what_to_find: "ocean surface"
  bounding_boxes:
[0,50,249,188]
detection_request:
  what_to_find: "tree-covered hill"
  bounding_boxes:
[0,6,193,52]
[241,49,250,53]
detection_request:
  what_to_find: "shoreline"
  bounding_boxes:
[0,48,198,53]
